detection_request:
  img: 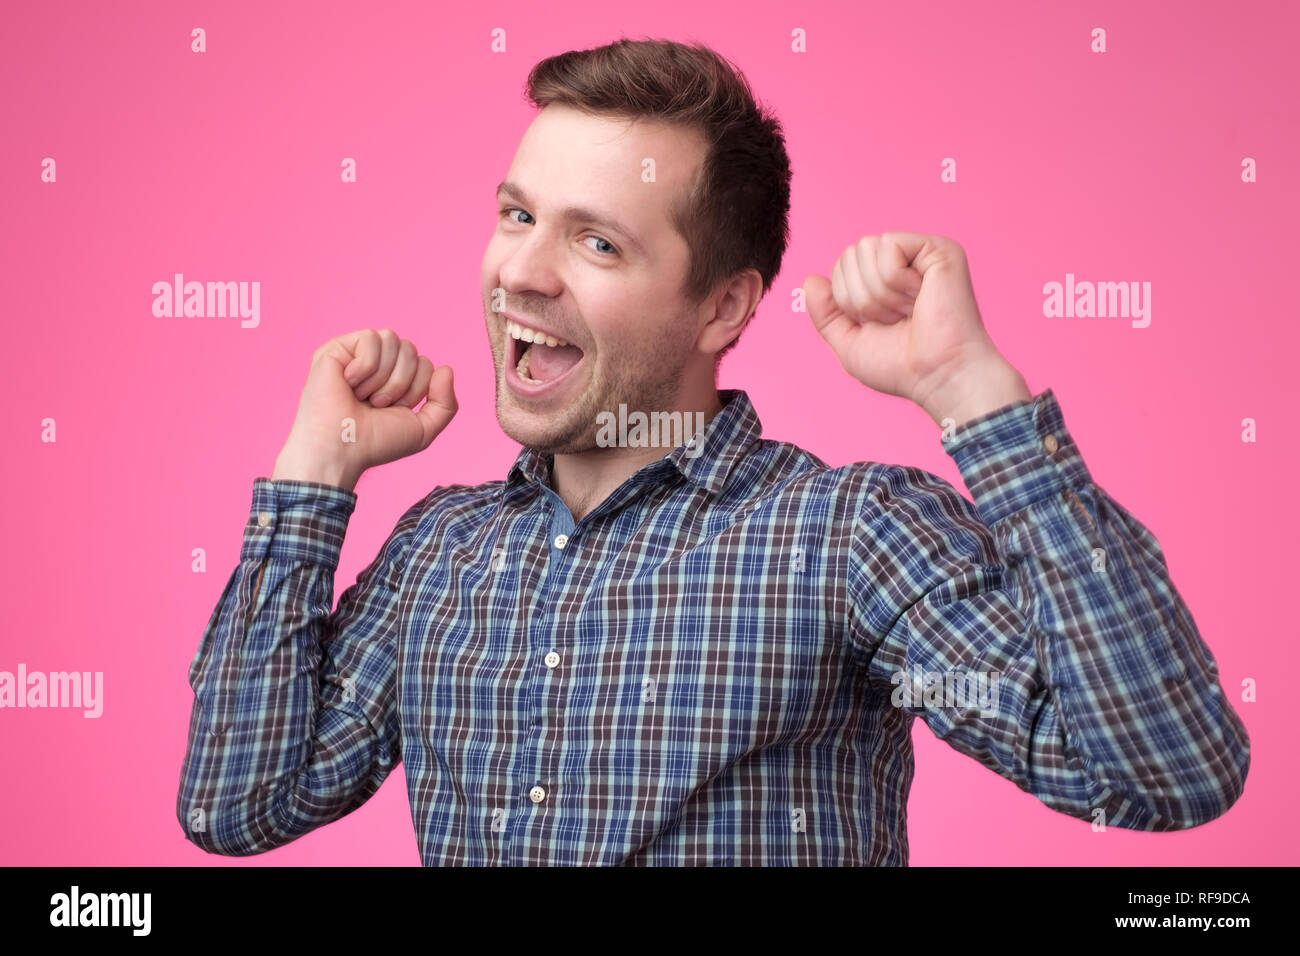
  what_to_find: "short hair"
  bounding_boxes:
[525,37,793,362]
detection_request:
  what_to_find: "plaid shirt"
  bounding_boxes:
[177,387,1249,865]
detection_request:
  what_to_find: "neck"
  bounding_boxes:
[550,380,724,522]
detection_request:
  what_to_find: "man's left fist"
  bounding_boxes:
[802,232,1005,414]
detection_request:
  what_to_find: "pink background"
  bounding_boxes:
[1,0,1294,865]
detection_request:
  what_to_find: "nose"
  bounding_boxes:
[497,226,565,301]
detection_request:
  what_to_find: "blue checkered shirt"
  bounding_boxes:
[177,387,1249,864]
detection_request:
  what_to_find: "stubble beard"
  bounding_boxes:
[489,317,696,456]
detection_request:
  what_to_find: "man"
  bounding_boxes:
[177,38,1249,865]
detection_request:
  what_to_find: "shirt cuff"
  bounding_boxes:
[239,477,359,568]
[939,387,1094,525]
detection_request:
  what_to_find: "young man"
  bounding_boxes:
[177,38,1249,865]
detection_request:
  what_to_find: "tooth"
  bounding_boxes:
[543,335,558,347]
[522,329,536,342]
[509,324,521,339]
[516,346,541,383]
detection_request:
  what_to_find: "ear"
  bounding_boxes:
[698,268,763,355]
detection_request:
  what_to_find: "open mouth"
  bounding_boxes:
[507,319,585,388]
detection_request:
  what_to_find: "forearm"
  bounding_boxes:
[944,391,1249,827]
[177,478,393,855]
[854,390,1249,830]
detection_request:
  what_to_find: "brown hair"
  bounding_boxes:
[525,37,792,361]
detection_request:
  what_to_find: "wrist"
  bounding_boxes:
[919,355,1031,430]
[272,438,361,492]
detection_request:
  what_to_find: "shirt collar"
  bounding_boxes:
[505,388,764,496]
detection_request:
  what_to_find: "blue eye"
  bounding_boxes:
[500,208,619,257]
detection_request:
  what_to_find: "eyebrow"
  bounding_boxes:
[496,180,645,255]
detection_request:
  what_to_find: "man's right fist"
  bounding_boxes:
[272,329,458,491]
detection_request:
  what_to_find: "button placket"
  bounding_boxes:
[522,481,573,843]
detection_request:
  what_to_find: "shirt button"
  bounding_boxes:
[257,512,271,528]
[1042,434,1059,455]
[544,651,560,669]
[529,786,547,804]
[553,533,569,550]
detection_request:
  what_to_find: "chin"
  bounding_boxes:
[500,407,598,456]
[495,391,558,449]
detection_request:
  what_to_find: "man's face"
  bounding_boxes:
[480,103,709,454]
